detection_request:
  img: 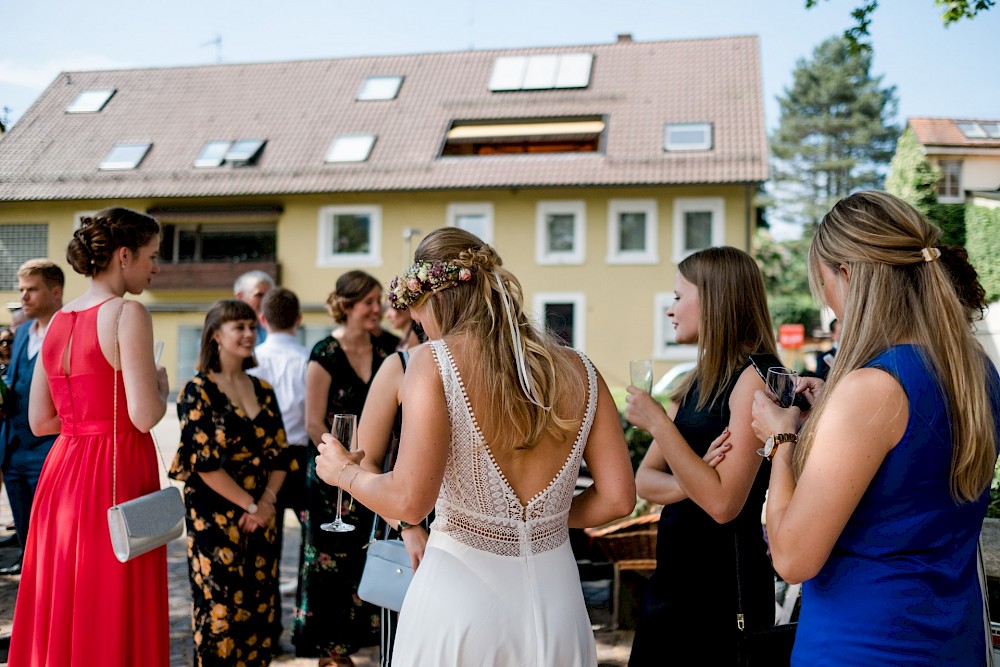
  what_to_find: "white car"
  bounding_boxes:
[651,362,696,395]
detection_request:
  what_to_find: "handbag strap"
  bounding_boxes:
[112,300,170,507]
[734,532,746,632]
[368,350,410,543]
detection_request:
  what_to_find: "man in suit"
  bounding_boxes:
[811,318,840,381]
[0,259,64,575]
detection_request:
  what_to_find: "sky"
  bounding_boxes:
[1,0,998,235]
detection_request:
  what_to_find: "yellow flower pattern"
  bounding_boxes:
[170,372,297,667]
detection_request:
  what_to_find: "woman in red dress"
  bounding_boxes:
[9,207,170,666]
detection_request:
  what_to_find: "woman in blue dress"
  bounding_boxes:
[751,191,1000,665]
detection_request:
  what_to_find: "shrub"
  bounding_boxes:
[966,204,1000,302]
[927,203,966,247]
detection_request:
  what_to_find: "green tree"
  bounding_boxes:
[805,0,995,50]
[886,127,940,215]
[755,229,822,331]
[770,36,899,229]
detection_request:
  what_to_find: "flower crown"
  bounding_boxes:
[388,260,473,309]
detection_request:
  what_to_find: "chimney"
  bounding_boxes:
[617,33,633,44]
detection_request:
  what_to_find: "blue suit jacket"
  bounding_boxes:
[0,320,57,468]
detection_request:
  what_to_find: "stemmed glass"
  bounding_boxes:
[630,359,653,393]
[321,413,357,533]
[766,367,799,409]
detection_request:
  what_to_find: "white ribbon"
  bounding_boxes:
[495,272,550,410]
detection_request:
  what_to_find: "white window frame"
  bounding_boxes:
[446,203,494,244]
[356,75,404,101]
[316,205,382,267]
[606,199,658,264]
[536,200,585,265]
[325,134,377,163]
[532,292,586,351]
[73,211,96,231]
[653,292,697,361]
[664,122,713,151]
[672,197,724,263]
[936,159,963,203]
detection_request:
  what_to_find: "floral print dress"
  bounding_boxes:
[169,372,296,667]
[292,331,398,659]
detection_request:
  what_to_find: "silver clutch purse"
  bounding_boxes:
[107,486,185,563]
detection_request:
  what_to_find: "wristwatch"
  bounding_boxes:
[397,520,416,531]
[246,501,258,515]
[759,433,797,461]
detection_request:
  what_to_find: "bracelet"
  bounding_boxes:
[347,466,360,511]
[263,488,278,504]
[338,460,354,487]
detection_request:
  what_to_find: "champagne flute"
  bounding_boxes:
[321,413,357,533]
[630,359,653,393]
[766,367,799,409]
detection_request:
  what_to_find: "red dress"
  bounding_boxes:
[8,300,169,666]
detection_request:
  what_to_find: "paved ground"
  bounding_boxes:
[0,410,634,666]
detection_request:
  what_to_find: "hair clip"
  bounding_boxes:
[921,247,941,263]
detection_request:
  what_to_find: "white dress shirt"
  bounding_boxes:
[247,331,309,446]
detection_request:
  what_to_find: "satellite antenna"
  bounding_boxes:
[201,34,222,64]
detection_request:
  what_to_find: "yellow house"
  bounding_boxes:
[0,35,767,388]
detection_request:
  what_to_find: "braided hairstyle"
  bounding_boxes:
[66,207,160,277]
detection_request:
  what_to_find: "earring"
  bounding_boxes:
[120,262,125,270]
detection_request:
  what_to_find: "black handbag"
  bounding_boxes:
[735,533,797,667]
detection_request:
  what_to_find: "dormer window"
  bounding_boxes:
[664,123,713,152]
[441,117,605,156]
[357,76,404,101]
[99,142,151,170]
[66,89,116,113]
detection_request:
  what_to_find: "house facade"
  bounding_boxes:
[0,35,767,388]
[908,117,1000,203]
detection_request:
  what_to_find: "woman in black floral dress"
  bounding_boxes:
[170,300,296,667]
[295,271,398,666]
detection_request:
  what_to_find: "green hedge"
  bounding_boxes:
[927,203,966,247]
[769,295,821,333]
[966,204,1000,302]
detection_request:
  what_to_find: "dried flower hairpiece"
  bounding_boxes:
[388,260,473,309]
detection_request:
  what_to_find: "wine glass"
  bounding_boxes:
[766,367,799,409]
[321,413,357,533]
[630,359,653,393]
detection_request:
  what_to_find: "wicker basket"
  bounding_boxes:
[585,512,658,563]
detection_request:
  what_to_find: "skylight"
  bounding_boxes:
[66,89,116,113]
[99,143,151,170]
[664,123,713,152]
[956,122,988,139]
[325,135,377,163]
[981,123,1000,139]
[488,54,594,92]
[224,139,266,165]
[357,76,404,101]
[194,141,232,168]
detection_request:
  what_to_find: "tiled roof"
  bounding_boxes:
[909,117,1000,150]
[0,36,767,201]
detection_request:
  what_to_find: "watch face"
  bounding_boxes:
[757,436,775,459]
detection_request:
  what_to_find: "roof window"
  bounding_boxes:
[664,123,713,152]
[99,142,151,170]
[66,89,116,113]
[980,123,1000,139]
[357,76,404,101]
[194,141,233,168]
[325,135,377,163]
[442,117,604,156]
[224,139,266,166]
[488,54,594,92]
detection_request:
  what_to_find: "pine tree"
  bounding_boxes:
[770,37,899,228]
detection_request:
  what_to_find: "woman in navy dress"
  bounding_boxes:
[752,191,1000,665]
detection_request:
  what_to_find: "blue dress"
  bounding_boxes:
[793,345,1000,665]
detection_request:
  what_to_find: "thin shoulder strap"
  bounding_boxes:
[112,300,126,507]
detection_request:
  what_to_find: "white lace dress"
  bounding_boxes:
[391,339,599,667]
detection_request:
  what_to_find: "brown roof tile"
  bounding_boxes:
[909,117,1000,149]
[0,36,767,201]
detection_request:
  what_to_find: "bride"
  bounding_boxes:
[316,226,635,666]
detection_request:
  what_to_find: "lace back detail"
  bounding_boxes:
[428,339,598,557]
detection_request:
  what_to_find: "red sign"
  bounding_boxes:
[778,323,805,349]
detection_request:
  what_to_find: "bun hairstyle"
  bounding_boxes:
[412,227,583,451]
[325,270,382,324]
[799,190,994,502]
[67,207,160,277]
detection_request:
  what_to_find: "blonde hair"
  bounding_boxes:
[797,190,994,502]
[413,227,582,451]
[671,246,778,409]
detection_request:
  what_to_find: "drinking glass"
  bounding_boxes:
[630,359,653,393]
[321,413,357,533]
[766,367,799,409]
[153,339,165,365]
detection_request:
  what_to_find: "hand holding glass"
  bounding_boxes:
[321,414,357,533]
[766,367,799,409]
[630,359,653,393]
[153,339,165,365]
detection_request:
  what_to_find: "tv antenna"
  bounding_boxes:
[201,34,223,64]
